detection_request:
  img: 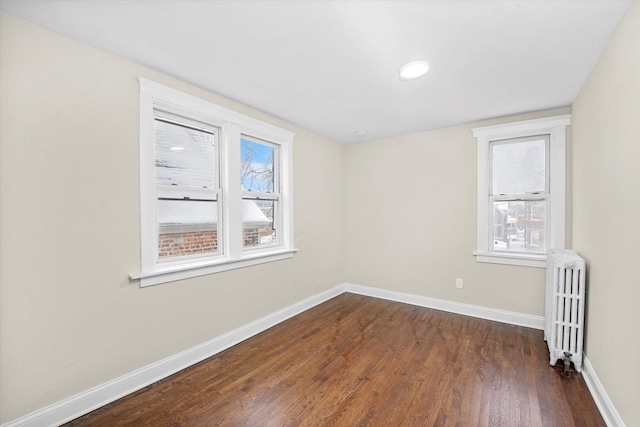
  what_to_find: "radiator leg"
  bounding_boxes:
[562,352,572,376]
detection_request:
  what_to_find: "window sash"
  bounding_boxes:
[242,188,281,250]
[241,196,281,250]
[240,135,280,194]
[489,196,548,255]
[489,134,550,197]
[154,115,220,190]
[156,185,224,262]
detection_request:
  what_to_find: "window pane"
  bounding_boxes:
[492,200,546,253]
[155,119,215,188]
[492,138,546,195]
[158,199,218,258]
[243,199,276,248]
[241,137,275,193]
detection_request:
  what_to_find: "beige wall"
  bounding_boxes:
[2,3,638,424]
[343,108,569,316]
[0,12,345,422]
[571,3,640,425]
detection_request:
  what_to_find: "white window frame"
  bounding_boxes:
[130,78,296,287]
[472,115,570,268]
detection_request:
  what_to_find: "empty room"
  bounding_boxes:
[0,1,638,426]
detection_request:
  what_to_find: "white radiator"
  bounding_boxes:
[545,250,586,373]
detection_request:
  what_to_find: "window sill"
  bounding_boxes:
[130,248,298,287]
[474,251,547,268]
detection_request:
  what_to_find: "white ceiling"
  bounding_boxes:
[0,0,633,143]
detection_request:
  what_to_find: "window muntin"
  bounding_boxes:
[489,135,549,255]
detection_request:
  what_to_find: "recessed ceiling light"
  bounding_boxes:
[399,60,430,80]
[170,146,185,151]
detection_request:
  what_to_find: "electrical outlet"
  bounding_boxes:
[455,278,463,289]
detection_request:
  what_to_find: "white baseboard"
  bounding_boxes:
[344,283,545,330]
[3,282,573,427]
[2,285,345,427]
[582,356,626,427]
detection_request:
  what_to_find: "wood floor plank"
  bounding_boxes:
[65,294,605,426]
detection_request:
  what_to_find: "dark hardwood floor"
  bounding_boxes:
[66,293,604,426]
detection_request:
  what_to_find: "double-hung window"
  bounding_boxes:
[473,115,570,268]
[131,78,295,286]
[155,115,221,260]
[241,136,280,249]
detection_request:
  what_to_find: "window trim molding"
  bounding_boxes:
[472,114,570,268]
[131,78,296,287]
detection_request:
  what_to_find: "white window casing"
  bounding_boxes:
[472,115,570,268]
[130,78,296,286]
